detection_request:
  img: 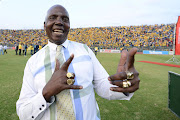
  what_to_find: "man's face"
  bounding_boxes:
[44,5,70,45]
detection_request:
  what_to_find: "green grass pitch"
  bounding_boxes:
[0,49,180,120]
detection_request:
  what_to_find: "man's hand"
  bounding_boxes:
[108,48,140,93]
[43,54,83,102]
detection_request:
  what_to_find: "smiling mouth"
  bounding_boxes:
[53,29,64,35]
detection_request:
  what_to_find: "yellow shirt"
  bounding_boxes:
[19,44,22,49]
[39,45,42,50]
[30,45,33,50]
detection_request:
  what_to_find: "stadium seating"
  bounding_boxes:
[0,24,174,51]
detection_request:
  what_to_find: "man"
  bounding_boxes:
[22,44,25,55]
[29,44,34,55]
[24,42,28,56]
[19,43,22,55]
[16,5,140,120]
[4,44,7,54]
[94,46,98,55]
[0,43,4,55]
[15,43,18,55]
[36,42,39,52]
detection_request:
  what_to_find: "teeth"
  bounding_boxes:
[54,30,63,33]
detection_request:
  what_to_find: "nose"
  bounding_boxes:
[55,17,63,25]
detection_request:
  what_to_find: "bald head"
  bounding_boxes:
[45,5,69,23]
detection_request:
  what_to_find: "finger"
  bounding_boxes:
[127,47,138,69]
[108,72,126,81]
[117,50,128,73]
[119,50,128,66]
[110,79,136,87]
[61,54,74,71]
[110,80,123,87]
[54,59,60,72]
[117,65,125,73]
[110,79,140,93]
[66,85,83,89]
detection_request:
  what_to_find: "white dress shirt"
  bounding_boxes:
[0,45,3,50]
[16,40,133,120]
[4,45,7,49]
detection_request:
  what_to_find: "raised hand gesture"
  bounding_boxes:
[43,54,83,102]
[108,48,140,94]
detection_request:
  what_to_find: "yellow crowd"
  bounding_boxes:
[0,23,174,51]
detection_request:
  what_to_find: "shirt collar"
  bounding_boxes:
[48,39,69,51]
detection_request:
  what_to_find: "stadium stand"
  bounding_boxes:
[0,23,174,52]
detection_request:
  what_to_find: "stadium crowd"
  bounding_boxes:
[0,23,174,55]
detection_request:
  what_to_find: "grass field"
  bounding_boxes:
[0,49,180,120]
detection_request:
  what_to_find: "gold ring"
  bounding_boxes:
[126,71,134,79]
[66,72,74,79]
[67,79,75,85]
[123,81,129,88]
[127,81,131,87]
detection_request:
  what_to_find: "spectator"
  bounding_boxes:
[94,46,98,55]
[29,44,34,55]
[0,20,175,51]
[0,43,4,55]
[22,44,25,55]
[4,44,7,54]
[19,43,22,55]
[15,43,18,55]
[24,43,28,57]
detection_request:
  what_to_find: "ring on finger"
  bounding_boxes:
[67,79,75,85]
[126,71,134,79]
[127,80,131,87]
[123,81,129,88]
[66,72,74,79]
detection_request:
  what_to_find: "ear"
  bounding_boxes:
[44,22,46,30]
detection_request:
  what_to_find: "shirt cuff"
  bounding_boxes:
[40,89,55,108]
[30,89,55,119]
[109,89,134,100]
